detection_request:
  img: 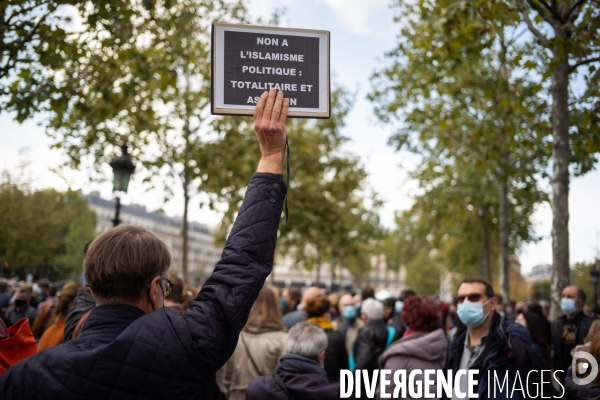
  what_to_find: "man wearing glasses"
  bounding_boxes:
[0,89,290,400]
[444,278,550,400]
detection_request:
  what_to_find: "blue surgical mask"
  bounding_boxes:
[395,301,404,314]
[498,311,506,319]
[280,297,288,311]
[36,288,42,295]
[561,298,578,315]
[457,299,490,328]
[343,305,357,319]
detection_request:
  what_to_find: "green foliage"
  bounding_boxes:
[404,248,440,295]
[531,280,551,301]
[571,261,598,307]
[1,0,159,121]
[371,0,548,287]
[205,86,384,280]
[515,0,600,175]
[0,172,97,279]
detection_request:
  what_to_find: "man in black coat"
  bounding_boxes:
[552,285,595,383]
[0,88,290,400]
[353,297,389,372]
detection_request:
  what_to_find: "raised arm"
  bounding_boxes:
[183,88,289,370]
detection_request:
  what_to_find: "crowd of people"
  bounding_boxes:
[3,274,600,399]
[0,92,599,399]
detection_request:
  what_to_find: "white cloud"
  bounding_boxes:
[320,0,392,35]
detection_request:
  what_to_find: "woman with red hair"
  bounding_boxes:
[378,295,447,399]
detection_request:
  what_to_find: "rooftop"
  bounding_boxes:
[86,193,212,235]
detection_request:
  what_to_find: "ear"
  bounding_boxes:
[149,276,162,309]
[317,350,326,365]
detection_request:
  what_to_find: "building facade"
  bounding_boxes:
[86,193,221,285]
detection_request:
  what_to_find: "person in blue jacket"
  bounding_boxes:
[0,88,290,400]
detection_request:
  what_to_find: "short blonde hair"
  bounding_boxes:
[84,225,171,303]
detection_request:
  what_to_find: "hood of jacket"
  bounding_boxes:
[379,328,447,365]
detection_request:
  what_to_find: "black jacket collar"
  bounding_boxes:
[77,304,147,343]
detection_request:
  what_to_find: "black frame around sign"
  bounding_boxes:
[211,22,331,119]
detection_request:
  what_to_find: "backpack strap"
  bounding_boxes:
[72,308,93,340]
[240,332,264,376]
[273,373,298,400]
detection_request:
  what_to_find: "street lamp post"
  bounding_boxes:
[109,143,135,227]
[590,263,600,307]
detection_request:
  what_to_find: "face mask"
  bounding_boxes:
[36,288,42,295]
[457,299,490,328]
[561,298,578,315]
[343,305,357,319]
[15,299,27,308]
[395,301,404,314]
[498,311,506,319]
[280,297,288,311]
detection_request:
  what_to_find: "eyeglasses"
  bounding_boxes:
[162,278,174,298]
[456,293,485,304]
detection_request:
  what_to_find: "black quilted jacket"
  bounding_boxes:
[0,172,286,400]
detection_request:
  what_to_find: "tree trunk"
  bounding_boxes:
[478,204,492,282]
[499,178,510,304]
[550,54,571,320]
[182,170,190,284]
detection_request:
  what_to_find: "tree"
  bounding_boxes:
[203,86,383,284]
[0,171,97,280]
[1,0,156,121]
[571,260,599,307]
[514,0,600,319]
[371,0,547,298]
[29,0,247,282]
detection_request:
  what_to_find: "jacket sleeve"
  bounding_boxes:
[353,328,372,370]
[182,172,286,371]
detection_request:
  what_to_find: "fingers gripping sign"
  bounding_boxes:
[255,88,289,174]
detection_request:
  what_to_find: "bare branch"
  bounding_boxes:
[569,57,600,74]
[517,0,550,47]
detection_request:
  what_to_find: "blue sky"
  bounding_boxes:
[1,0,599,273]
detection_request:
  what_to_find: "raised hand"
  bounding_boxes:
[254,88,289,174]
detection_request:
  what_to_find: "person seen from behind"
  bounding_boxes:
[221,284,287,400]
[246,322,339,400]
[379,295,447,399]
[353,298,395,373]
[0,88,290,400]
[515,311,552,368]
[304,294,348,382]
[38,282,81,351]
[282,286,322,329]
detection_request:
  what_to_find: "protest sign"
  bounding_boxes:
[211,23,330,118]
